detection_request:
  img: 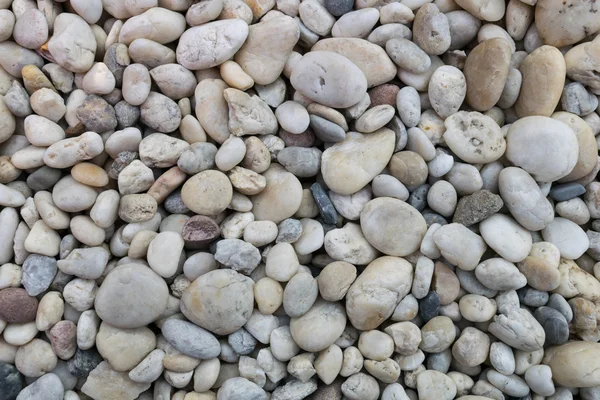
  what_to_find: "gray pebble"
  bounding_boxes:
[387,115,408,152]
[408,184,430,212]
[102,89,123,106]
[0,362,23,400]
[533,306,569,345]
[456,268,498,298]
[272,379,318,400]
[164,190,190,214]
[49,270,74,292]
[426,349,452,373]
[324,0,353,16]
[162,319,221,359]
[517,287,549,307]
[561,82,599,116]
[277,219,303,244]
[177,142,218,175]
[453,190,503,226]
[397,86,421,128]
[309,115,346,143]
[26,167,62,192]
[140,92,182,133]
[423,210,448,226]
[14,373,62,400]
[114,100,140,129]
[215,238,261,275]
[546,293,573,322]
[549,182,586,202]
[277,147,322,178]
[4,81,32,117]
[76,95,118,132]
[59,234,79,260]
[22,254,58,296]
[228,328,258,355]
[311,182,338,225]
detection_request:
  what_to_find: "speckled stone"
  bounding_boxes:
[182,215,220,246]
[0,362,22,400]
[408,184,430,212]
[115,100,140,129]
[311,183,338,225]
[164,190,190,214]
[324,0,353,17]
[277,219,303,243]
[22,254,58,296]
[68,348,103,378]
[0,288,38,323]
[76,95,118,132]
[550,183,586,202]
[453,190,503,226]
[108,151,139,180]
[419,291,440,322]
[533,306,569,345]
[369,84,401,107]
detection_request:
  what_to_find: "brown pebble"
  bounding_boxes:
[368,84,400,107]
[0,288,39,323]
[182,215,221,246]
[431,262,460,306]
[147,166,187,204]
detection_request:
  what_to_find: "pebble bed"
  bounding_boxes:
[0,0,599,399]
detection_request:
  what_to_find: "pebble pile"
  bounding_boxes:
[0,0,599,399]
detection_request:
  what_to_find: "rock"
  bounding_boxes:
[550,182,586,201]
[81,361,150,400]
[542,217,589,260]
[215,239,261,275]
[251,165,303,223]
[565,36,600,91]
[433,223,487,270]
[453,190,503,226]
[277,147,321,178]
[506,116,578,182]
[48,13,96,73]
[413,4,451,56]
[534,306,569,345]
[217,377,268,400]
[535,0,600,47]
[454,0,505,21]
[515,46,566,118]
[489,308,545,351]
[182,215,220,246]
[21,255,57,296]
[177,20,249,70]
[428,66,465,118]
[95,264,169,329]
[0,288,37,323]
[417,370,457,400]
[0,362,22,400]
[475,258,527,290]
[96,323,155,372]
[140,92,181,133]
[15,373,63,400]
[553,111,598,183]
[543,342,600,387]
[181,269,254,335]
[290,298,346,352]
[312,38,396,88]
[162,319,220,359]
[443,111,505,163]
[181,170,232,216]
[76,95,117,132]
[291,51,367,108]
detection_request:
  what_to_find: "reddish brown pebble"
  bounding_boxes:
[48,320,77,360]
[368,84,400,107]
[0,288,39,323]
[182,215,221,247]
[147,166,187,204]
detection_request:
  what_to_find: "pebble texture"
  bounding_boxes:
[0,0,598,399]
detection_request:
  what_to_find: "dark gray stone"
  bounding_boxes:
[26,166,62,192]
[276,219,303,244]
[68,348,103,378]
[164,189,190,214]
[107,151,138,179]
[311,183,338,225]
[419,291,440,322]
[423,211,448,227]
[103,43,130,87]
[115,100,140,129]
[453,189,504,226]
[309,115,346,143]
[102,88,122,106]
[517,287,549,307]
[76,95,118,133]
[547,293,573,322]
[550,182,586,202]
[324,0,353,16]
[0,362,23,400]
[22,254,58,296]
[408,184,430,212]
[533,306,569,345]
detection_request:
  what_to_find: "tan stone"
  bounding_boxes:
[388,151,428,188]
[464,38,512,111]
[553,112,597,182]
[515,46,565,118]
[544,342,600,387]
[181,170,232,216]
[71,162,109,187]
[536,0,600,47]
[565,36,600,91]
[517,256,561,291]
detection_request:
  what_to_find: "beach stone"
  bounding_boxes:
[515,46,566,118]
[21,255,57,296]
[489,308,545,351]
[535,0,600,47]
[81,361,150,400]
[387,38,431,74]
[561,82,598,116]
[413,4,451,55]
[162,319,220,360]
[553,111,598,183]
[182,170,232,216]
[0,362,22,400]
[96,323,155,372]
[277,147,321,178]
[550,183,586,202]
[453,190,503,226]
[48,13,96,73]
[291,51,367,108]
[251,165,303,223]
[177,20,249,70]
[290,298,346,352]
[433,223,487,270]
[95,264,169,329]
[0,288,37,323]
[217,377,268,400]
[15,373,63,400]
[67,348,103,378]
[444,111,505,164]
[76,95,117,132]
[534,306,569,345]
[215,239,261,275]
[506,116,578,182]
[181,269,254,335]
[224,88,278,137]
[544,342,600,387]
[565,36,600,91]
[341,372,379,400]
[542,217,589,260]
